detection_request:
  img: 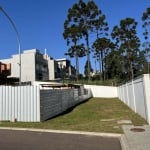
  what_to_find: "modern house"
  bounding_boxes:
[55,58,76,79]
[0,49,76,82]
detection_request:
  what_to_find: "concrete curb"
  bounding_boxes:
[0,127,125,150]
[120,134,130,150]
[0,127,122,137]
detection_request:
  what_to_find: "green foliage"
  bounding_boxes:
[105,49,125,80]
[63,2,150,83]
[111,18,141,80]
[63,0,108,81]
[92,37,115,80]
[62,77,120,86]
[142,7,150,40]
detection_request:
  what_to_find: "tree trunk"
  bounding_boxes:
[127,41,133,80]
[98,53,101,80]
[101,50,104,80]
[75,52,79,81]
[86,33,91,81]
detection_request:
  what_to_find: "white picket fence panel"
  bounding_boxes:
[0,85,40,122]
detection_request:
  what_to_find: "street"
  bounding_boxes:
[0,129,121,150]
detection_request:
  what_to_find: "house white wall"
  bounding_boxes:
[11,54,20,78]
[0,49,76,82]
[47,57,55,80]
[20,51,36,81]
[0,49,49,82]
[0,51,36,81]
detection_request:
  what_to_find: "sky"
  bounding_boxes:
[0,0,150,74]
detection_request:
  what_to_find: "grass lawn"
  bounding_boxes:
[0,98,147,133]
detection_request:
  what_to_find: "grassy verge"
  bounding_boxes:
[0,98,147,133]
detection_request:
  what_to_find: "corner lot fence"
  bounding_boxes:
[0,85,91,122]
[118,74,150,124]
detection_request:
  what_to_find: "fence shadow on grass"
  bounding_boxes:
[45,98,91,121]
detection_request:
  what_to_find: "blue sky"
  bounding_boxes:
[0,0,150,74]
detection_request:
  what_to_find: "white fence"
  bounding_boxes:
[118,74,150,124]
[0,85,91,122]
[84,76,150,124]
[1,75,150,124]
[0,85,40,122]
[84,85,117,98]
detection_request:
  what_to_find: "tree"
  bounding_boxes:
[105,49,128,80]
[92,37,114,80]
[142,7,150,73]
[64,44,86,80]
[142,7,150,40]
[63,0,108,81]
[111,18,141,80]
[63,5,84,80]
[142,41,150,73]
[133,51,147,76]
[78,0,108,80]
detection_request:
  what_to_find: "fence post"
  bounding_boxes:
[126,83,129,106]
[143,74,150,124]
[132,79,136,112]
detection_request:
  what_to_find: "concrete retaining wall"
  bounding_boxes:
[40,87,91,121]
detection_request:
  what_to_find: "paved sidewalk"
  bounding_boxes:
[121,125,150,150]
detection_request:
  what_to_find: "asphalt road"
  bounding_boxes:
[0,129,121,150]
